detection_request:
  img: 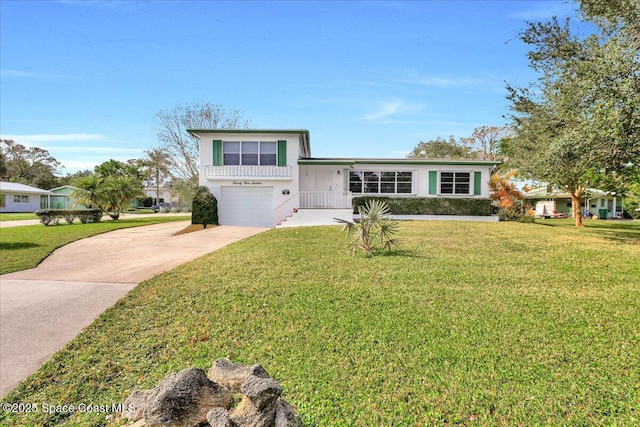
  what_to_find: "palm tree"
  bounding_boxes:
[143,148,172,207]
[334,199,400,256]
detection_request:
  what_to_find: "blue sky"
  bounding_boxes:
[1,0,583,174]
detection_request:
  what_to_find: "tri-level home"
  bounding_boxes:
[189,129,500,227]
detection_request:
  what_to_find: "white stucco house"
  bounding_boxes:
[189,129,500,227]
[0,181,52,213]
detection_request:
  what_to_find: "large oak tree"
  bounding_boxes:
[504,0,640,227]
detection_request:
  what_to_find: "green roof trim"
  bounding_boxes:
[187,129,309,136]
[299,158,501,166]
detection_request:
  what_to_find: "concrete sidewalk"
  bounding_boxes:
[0,221,267,397]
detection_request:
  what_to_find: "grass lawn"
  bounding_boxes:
[1,219,639,426]
[0,216,191,274]
[0,212,39,221]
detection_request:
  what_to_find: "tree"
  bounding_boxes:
[489,170,523,219]
[154,102,251,186]
[191,186,218,228]
[72,160,145,220]
[1,139,62,189]
[406,136,472,159]
[460,126,512,161]
[504,1,640,227]
[141,148,172,206]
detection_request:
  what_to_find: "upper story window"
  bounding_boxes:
[440,172,470,194]
[223,141,277,166]
[349,171,413,194]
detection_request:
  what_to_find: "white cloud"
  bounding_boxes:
[0,69,73,79]
[507,2,577,20]
[363,100,422,121]
[404,72,486,88]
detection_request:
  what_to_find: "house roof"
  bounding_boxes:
[187,129,311,158]
[0,181,53,195]
[298,158,502,167]
[522,186,614,199]
[49,185,79,192]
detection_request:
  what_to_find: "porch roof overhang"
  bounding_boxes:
[187,128,311,158]
[522,187,616,199]
[298,158,502,167]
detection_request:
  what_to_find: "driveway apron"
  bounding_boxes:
[0,222,267,397]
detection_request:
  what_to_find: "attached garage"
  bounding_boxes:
[219,186,274,227]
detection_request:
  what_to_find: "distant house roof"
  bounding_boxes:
[0,181,52,195]
[522,186,614,199]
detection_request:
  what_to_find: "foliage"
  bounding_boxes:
[140,148,172,205]
[353,196,495,216]
[0,139,62,189]
[0,216,191,275]
[71,160,146,220]
[191,186,218,228]
[154,102,251,188]
[35,209,102,225]
[406,136,472,159]
[1,221,638,426]
[335,199,399,256]
[489,170,523,221]
[460,125,512,161]
[505,1,640,227]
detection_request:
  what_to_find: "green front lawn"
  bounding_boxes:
[0,216,191,274]
[0,212,39,221]
[1,220,639,426]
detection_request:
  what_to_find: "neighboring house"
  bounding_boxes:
[523,186,624,219]
[49,185,83,209]
[0,181,52,213]
[142,187,179,205]
[189,129,500,227]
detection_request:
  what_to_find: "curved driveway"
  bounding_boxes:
[0,221,267,397]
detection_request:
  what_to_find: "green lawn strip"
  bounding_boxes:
[0,216,191,274]
[1,221,639,426]
[0,213,39,221]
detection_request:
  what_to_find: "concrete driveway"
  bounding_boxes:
[0,221,267,397]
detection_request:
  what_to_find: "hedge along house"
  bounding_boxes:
[189,129,500,227]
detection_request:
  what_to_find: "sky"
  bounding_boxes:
[1,0,586,175]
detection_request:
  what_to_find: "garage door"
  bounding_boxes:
[220,186,274,227]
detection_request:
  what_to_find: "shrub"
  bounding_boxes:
[35,209,102,226]
[192,186,218,228]
[335,199,400,257]
[352,196,494,216]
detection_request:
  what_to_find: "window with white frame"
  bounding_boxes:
[349,171,413,194]
[223,141,277,166]
[13,194,29,203]
[440,172,470,194]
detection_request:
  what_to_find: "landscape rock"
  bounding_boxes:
[274,397,302,427]
[122,389,152,422]
[143,367,232,427]
[228,374,283,427]
[118,360,301,427]
[206,407,233,427]
[207,358,269,393]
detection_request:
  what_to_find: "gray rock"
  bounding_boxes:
[206,407,232,427]
[121,389,152,422]
[208,358,269,393]
[274,398,302,427]
[228,374,283,427]
[143,367,232,427]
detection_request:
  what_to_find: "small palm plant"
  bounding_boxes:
[335,199,400,256]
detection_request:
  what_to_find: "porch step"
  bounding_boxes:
[276,209,353,228]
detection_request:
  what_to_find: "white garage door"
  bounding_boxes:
[220,186,274,227]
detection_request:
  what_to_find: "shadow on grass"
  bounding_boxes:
[377,249,424,258]
[0,242,40,250]
[534,219,640,244]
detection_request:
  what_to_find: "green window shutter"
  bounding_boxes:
[428,171,437,195]
[474,171,482,196]
[277,140,287,166]
[213,140,222,166]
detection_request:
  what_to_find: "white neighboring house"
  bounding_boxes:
[0,181,52,213]
[143,187,179,205]
[189,129,500,227]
